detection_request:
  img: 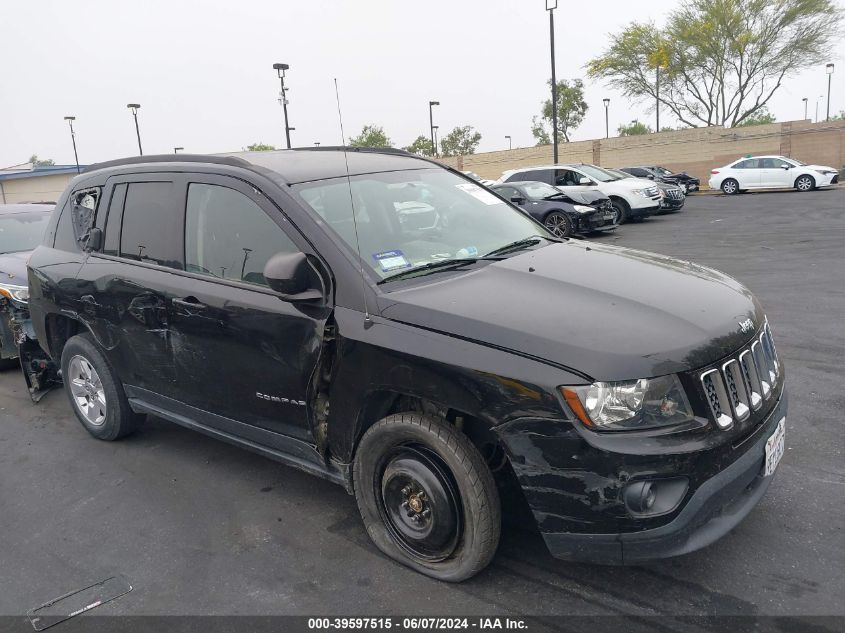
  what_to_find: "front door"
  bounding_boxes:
[166,175,331,441]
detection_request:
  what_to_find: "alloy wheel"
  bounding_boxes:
[68,355,107,426]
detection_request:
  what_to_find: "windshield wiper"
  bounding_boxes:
[483,235,560,258]
[377,258,481,284]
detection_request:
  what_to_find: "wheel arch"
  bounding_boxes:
[43,312,87,361]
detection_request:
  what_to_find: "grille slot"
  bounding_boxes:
[698,319,780,430]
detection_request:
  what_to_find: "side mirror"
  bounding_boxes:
[647,174,655,179]
[781,164,791,170]
[578,177,591,185]
[510,196,526,205]
[263,252,323,302]
[83,227,103,252]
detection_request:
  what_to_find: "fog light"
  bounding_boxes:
[623,478,689,517]
[624,481,655,513]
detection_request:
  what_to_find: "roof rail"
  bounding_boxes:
[82,154,252,174]
[291,145,415,157]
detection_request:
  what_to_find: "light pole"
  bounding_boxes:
[802,97,808,120]
[174,146,184,154]
[64,116,80,173]
[826,63,835,121]
[603,98,610,138]
[127,104,142,155]
[273,63,292,149]
[432,125,439,156]
[315,142,321,147]
[815,95,824,123]
[546,0,559,163]
[429,101,439,157]
[505,135,512,150]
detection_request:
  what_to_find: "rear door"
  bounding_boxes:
[76,174,187,399]
[731,159,762,188]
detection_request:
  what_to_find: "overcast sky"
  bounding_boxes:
[1,0,843,168]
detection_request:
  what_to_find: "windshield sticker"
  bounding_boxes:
[373,250,412,272]
[455,183,500,205]
[456,246,478,258]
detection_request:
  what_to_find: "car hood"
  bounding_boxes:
[599,177,656,192]
[553,190,609,205]
[377,241,762,381]
[0,251,31,286]
[804,164,837,172]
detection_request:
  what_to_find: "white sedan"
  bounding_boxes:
[709,155,840,194]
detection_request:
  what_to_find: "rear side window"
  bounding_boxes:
[119,181,183,269]
[185,183,299,287]
[53,187,102,251]
[734,159,759,169]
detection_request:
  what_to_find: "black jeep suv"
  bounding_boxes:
[26,149,786,581]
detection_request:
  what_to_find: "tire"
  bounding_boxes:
[611,199,630,224]
[353,413,501,582]
[795,174,815,192]
[61,333,144,440]
[721,179,739,195]
[543,211,573,238]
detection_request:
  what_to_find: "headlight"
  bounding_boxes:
[560,375,694,431]
[815,169,836,175]
[0,283,29,305]
[572,204,594,213]
[631,189,649,197]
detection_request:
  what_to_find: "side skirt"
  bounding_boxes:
[125,386,352,492]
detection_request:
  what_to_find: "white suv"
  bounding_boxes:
[498,163,661,223]
[709,155,840,194]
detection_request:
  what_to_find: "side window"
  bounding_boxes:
[734,159,759,169]
[71,187,102,245]
[119,181,183,269]
[554,170,580,186]
[103,183,127,256]
[770,158,789,169]
[185,182,299,287]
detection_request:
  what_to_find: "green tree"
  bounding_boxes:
[439,126,482,156]
[735,108,776,127]
[244,143,276,151]
[404,135,434,156]
[617,121,653,136]
[829,110,845,121]
[349,125,392,148]
[587,0,843,128]
[531,79,588,144]
[28,154,55,166]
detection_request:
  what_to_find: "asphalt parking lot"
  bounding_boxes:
[1,187,844,628]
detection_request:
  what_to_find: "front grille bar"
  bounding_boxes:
[699,319,780,430]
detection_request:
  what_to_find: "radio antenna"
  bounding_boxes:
[334,78,372,327]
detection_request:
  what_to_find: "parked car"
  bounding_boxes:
[490,181,617,237]
[0,204,53,367]
[621,166,701,193]
[26,149,786,581]
[498,163,661,224]
[461,171,496,187]
[709,155,840,194]
[604,168,685,213]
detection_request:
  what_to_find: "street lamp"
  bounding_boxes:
[429,101,439,157]
[432,125,439,156]
[815,94,824,123]
[603,98,610,138]
[826,63,835,121]
[173,146,184,154]
[505,135,512,150]
[126,104,142,155]
[546,0,559,163]
[64,116,80,173]
[802,97,808,120]
[273,63,292,149]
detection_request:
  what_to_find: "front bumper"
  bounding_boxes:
[540,391,786,564]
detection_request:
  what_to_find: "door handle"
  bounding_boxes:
[172,296,207,310]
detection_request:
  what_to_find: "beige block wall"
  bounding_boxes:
[439,120,845,186]
[0,173,76,204]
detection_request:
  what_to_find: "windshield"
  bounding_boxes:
[0,212,51,254]
[604,169,631,179]
[522,182,563,198]
[575,164,619,182]
[784,157,806,166]
[653,166,672,176]
[295,169,550,281]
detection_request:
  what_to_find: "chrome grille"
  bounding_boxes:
[699,320,780,430]
[667,189,684,200]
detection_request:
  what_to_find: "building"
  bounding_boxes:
[0,163,87,204]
